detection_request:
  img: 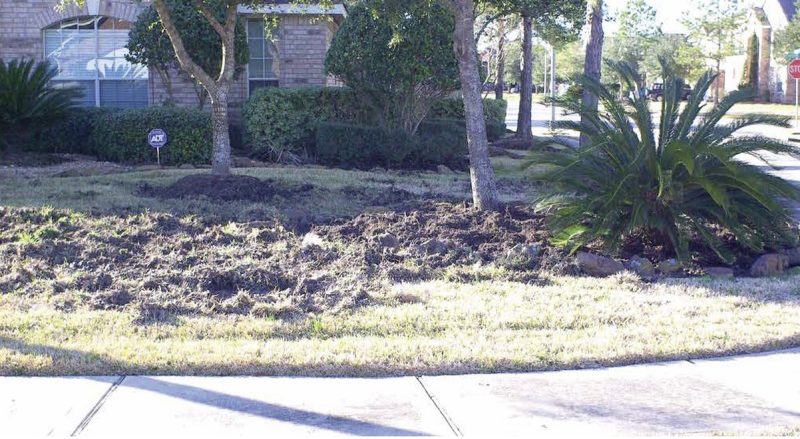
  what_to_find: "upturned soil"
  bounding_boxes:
[0,175,551,321]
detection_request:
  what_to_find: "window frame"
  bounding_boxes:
[43,15,149,108]
[245,17,280,96]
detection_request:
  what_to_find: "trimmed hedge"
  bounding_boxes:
[93,106,212,165]
[429,97,507,141]
[244,88,508,160]
[316,120,467,169]
[243,87,371,158]
[28,107,116,154]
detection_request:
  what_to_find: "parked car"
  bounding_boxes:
[648,83,692,101]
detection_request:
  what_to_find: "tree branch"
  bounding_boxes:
[194,0,227,39]
[152,0,217,90]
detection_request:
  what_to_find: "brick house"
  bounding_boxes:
[0,0,346,115]
[719,0,796,103]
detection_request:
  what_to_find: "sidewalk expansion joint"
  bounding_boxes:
[71,375,125,436]
[415,376,462,437]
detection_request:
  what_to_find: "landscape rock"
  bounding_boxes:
[785,248,800,266]
[749,253,789,277]
[626,255,655,277]
[301,232,326,250]
[362,206,393,215]
[415,238,450,256]
[232,156,265,168]
[374,232,399,249]
[576,252,624,277]
[705,267,734,279]
[498,243,541,269]
[436,165,454,174]
[657,259,682,275]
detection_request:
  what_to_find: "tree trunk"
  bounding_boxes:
[151,0,235,175]
[516,14,533,139]
[450,0,499,211]
[495,20,506,100]
[580,0,604,147]
[210,86,232,176]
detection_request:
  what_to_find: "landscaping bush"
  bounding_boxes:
[28,107,116,154]
[530,60,800,264]
[429,97,507,141]
[0,59,80,150]
[316,120,466,169]
[93,106,211,165]
[243,87,369,160]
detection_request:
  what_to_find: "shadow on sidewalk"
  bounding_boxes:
[0,337,429,436]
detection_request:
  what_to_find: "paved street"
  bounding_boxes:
[2,349,799,436]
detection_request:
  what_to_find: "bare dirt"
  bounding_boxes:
[0,195,551,322]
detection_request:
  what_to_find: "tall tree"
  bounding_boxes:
[126,0,249,110]
[606,0,661,77]
[448,0,500,209]
[580,0,603,147]
[641,33,705,83]
[739,33,759,90]
[492,0,585,139]
[495,18,507,99]
[682,0,746,103]
[774,0,800,64]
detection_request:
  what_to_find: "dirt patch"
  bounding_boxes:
[0,201,553,322]
[0,153,127,178]
[139,174,313,203]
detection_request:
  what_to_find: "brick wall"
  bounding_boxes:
[1,1,340,116]
[0,0,143,62]
[277,15,334,87]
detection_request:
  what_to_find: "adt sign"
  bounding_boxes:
[148,129,168,149]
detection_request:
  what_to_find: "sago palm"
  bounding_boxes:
[0,59,80,149]
[529,60,800,264]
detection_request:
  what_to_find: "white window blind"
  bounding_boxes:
[247,18,279,95]
[44,16,148,107]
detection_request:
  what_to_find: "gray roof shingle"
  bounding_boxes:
[779,0,797,20]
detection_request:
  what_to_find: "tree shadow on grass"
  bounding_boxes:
[2,333,800,378]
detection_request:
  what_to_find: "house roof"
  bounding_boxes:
[779,0,796,20]
[239,2,346,16]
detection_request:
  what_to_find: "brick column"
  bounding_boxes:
[758,25,772,102]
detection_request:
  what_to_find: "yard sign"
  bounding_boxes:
[148,128,168,166]
[789,59,800,129]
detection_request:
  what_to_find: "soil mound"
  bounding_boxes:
[140,174,311,203]
[0,201,552,322]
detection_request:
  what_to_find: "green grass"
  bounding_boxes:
[2,272,799,376]
[0,161,799,376]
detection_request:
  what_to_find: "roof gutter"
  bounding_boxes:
[237,4,347,16]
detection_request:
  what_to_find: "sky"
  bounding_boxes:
[604,0,756,35]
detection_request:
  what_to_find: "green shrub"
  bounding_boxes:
[243,87,369,160]
[93,106,211,165]
[28,107,116,154]
[316,120,466,169]
[0,59,80,149]
[429,97,507,141]
[530,60,800,264]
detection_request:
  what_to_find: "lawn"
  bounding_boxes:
[1,158,799,376]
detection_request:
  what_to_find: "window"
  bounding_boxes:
[247,18,279,94]
[44,16,148,108]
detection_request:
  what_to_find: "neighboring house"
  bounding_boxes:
[0,0,346,115]
[720,0,796,103]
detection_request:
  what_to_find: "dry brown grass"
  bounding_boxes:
[0,166,798,376]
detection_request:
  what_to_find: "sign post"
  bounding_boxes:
[147,128,168,166]
[788,59,800,129]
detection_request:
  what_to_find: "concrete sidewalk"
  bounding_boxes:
[2,349,799,436]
